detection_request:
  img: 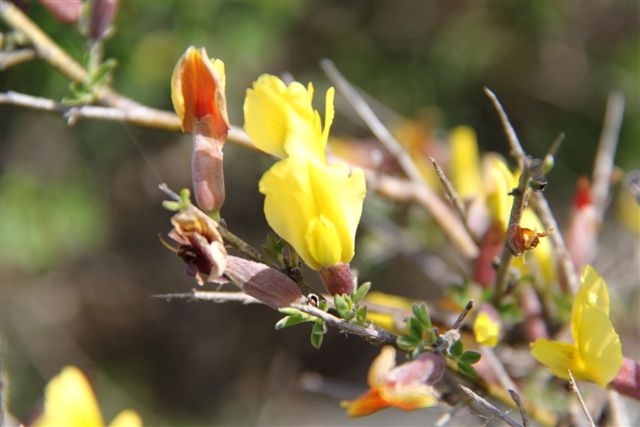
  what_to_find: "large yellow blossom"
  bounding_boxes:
[259,156,365,270]
[34,366,142,427]
[342,346,443,417]
[244,74,334,160]
[531,265,623,388]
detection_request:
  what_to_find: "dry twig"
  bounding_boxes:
[459,385,522,427]
[592,91,625,225]
[568,370,596,427]
[508,389,530,427]
[0,48,36,70]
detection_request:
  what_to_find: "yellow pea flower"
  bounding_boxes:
[259,156,365,271]
[449,126,483,200]
[342,346,444,417]
[364,291,415,334]
[473,310,501,347]
[531,265,623,388]
[34,366,142,427]
[243,74,334,160]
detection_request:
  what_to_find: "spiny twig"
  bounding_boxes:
[508,389,530,427]
[568,370,596,427]
[452,300,474,330]
[459,385,522,427]
[321,59,478,259]
[152,290,397,346]
[484,87,579,295]
[430,157,481,244]
[592,91,625,225]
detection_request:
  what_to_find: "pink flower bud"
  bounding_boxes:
[88,0,119,41]
[192,125,224,213]
[319,263,354,295]
[39,0,82,24]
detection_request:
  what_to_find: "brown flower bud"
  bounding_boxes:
[225,256,303,308]
[507,224,551,256]
[318,263,354,295]
[192,126,224,213]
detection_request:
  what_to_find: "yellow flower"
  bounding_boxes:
[34,366,142,427]
[449,126,483,199]
[171,46,229,139]
[473,311,500,347]
[243,74,334,160]
[364,291,414,333]
[342,346,443,417]
[259,156,365,270]
[531,265,623,388]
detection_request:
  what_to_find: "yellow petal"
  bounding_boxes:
[34,366,105,427]
[518,209,555,283]
[530,339,585,381]
[259,157,365,270]
[107,410,143,427]
[575,304,623,388]
[368,346,397,388]
[243,75,329,160]
[379,384,439,410]
[473,312,500,347]
[449,126,483,199]
[484,155,516,229]
[572,265,610,339]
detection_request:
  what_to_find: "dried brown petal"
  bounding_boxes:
[507,224,551,256]
[388,351,446,387]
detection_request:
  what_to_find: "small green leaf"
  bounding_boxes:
[318,300,329,312]
[450,339,463,357]
[356,305,367,325]
[459,350,482,365]
[457,362,478,378]
[334,295,351,319]
[412,303,431,330]
[310,319,327,349]
[275,315,310,330]
[397,335,418,351]
[408,318,424,340]
[278,307,305,317]
[88,58,117,88]
[162,201,180,211]
[351,282,371,303]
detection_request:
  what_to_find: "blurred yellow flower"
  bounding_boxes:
[34,366,142,427]
[259,156,365,270]
[449,126,483,199]
[342,346,443,417]
[473,311,500,347]
[364,291,415,334]
[531,265,623,388]
[244,74,334,160]
[171,46,229,139]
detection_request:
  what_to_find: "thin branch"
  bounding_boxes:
[508,389,530,427]
[484,87,579,295]
[322,59,478,259]
[481,347,519,395]
[430,157,481,244]
[493,164,532,305]
[0,48,36,70]
[452,300,474,330]
[568,370,596,427]
[459,385,522,427]
[153,290,260,305]
[592,91,625,225]
[152,290,397,346]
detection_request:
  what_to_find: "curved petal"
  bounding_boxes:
[473,312,500,347]
[379,384,439,411]
[342,389,389,417]
[576,305,623,388]
[449,126,482,199]
[368,346,397,388]
[108,410,143,427]
[572,265,610,339]
[305,215,342,267]
[259,157,316,268]
[530,339,583,381]
[483,155,516,229]
[34,366,105,427]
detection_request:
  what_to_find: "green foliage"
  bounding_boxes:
[397,303,438,357]
[310,318,327,349]
[446,339,480,378]
[331,281,372,326]
[263,233,287,265]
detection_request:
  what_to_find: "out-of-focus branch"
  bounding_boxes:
[508,389,530,427]
[430,157,481,244]
[568,370,596,427]
[321,59,479,260]
[0,48,36,70]
[484,87,579,295]
[458,385,523,427]
[592,91,625,225]
[152,290,397,346]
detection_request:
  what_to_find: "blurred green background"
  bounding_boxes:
[2,1,638,425]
